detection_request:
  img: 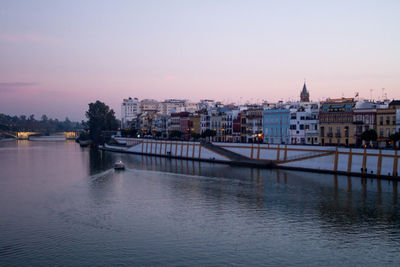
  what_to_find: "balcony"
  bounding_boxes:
[335,133,341,138]
[327,133,333,137]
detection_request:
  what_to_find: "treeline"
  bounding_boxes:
[0,113,82,132]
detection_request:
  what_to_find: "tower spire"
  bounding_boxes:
[300,81,310,102]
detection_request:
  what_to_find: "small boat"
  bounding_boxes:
[114,161,125,170]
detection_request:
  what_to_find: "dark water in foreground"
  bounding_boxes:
[0,141,400,266]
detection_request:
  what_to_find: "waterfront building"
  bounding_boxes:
[240,108,263,143]
[200,111,211,135]
[151,114,168,138]
[353,101,377,146]
[167,112,192,140]
[222,109,240,142]
[211,114,223,142]
[167,113,181,137]
[198,99,216,110]
[319,98,356,146]
[184,102,199,113]
[263,109,290,144]
[397,106,400,133]
[232,113,242,142]
[289,102,319,145]
[189,115,201,138]
[179,112,191,140]
[161,99,187,115]
[121,97,139,129]
[376,100,400,147]
[262,101,277,110]
[140,113,158,137]
[139,99,160,114]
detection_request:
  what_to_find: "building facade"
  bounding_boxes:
[376,100,400,147]
[353,101,377,146]
[139,99,160,114]
[263,109,290,144]
[319,98,356,146]
[289,103,319,145]
[121,97,139,129]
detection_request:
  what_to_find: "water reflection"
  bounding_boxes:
[1,141,400,266]
[85,149,400,230]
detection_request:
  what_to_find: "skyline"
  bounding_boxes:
[1,0,400,120]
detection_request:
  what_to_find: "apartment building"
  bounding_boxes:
[319,98,356,146]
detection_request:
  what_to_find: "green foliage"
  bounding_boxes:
[169,130,182,139]
[0,113,81,131]
[78,131,90,141]
[389,132,400,141]
[120,129,137,137]
[360,129,377,142]
[191,132,201,140]
[201,129,216,138]
[85,100,118,144]
[389,132,400,148]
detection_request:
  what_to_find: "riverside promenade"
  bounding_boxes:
[102,138,400,180]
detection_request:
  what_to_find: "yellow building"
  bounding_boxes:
[376,100,400,147]
[319,98,356,146]
[189,116,201,135]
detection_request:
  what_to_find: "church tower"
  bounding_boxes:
[300,82,310,102]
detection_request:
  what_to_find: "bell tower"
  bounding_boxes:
[300,82,310,102]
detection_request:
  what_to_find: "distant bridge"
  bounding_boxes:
[0,131,79,140]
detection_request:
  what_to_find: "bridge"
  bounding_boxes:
[0,131,79,140]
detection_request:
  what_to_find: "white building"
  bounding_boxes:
[121,97,139,129]
[161,99,186,115]
[139,99,160,114]
[198,99,216,111]
[289,102,319,145]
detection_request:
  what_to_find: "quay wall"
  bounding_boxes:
[112,138,400,178]
[113,138,231,163]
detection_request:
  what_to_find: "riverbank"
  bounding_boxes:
[101,138,400,180]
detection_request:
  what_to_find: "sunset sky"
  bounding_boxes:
[1,0,399,120]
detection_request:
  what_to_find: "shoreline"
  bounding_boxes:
[100,141,400,181]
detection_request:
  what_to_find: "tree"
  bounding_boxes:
[169,130,182,139]
[191,132,201,140]
[201,129,216,140]
[85,100,118,144]
[41,114,48,122]
[360,129,377,147]
[389,132,400,148]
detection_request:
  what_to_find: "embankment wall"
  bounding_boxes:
[111,138,400,178]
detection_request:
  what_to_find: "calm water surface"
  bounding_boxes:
[0,141,399,266]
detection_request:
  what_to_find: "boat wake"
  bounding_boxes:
[89,169,114,181]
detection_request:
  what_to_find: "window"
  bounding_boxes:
[300,125,304,130]
[380,116,383,125]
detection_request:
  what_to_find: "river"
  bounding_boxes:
[0,141,399,266]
